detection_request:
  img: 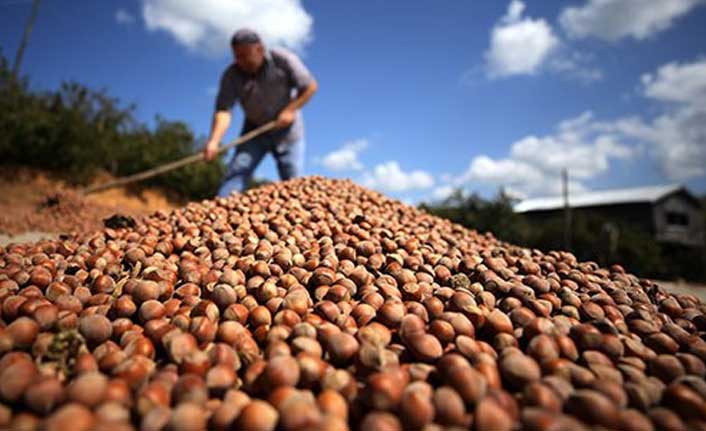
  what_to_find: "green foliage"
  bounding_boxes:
[420,189,530,245]
[422,188,706,282]
[0,53,224,200]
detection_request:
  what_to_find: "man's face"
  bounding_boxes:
[234,43,265,74]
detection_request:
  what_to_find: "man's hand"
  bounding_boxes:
[205,111,231,161]
[203,139,219,161]
[275,108,296,129]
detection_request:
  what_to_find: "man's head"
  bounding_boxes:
[231,28,265,74]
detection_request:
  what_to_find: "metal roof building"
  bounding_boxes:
[514,184,683,213]
[514,184,704,247]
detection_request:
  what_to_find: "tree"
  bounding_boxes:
[0,52,224,200]
[421,188,530,244]
[419,187,706,282]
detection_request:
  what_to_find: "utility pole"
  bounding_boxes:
[11,0,42,81]
[562,168,572,250]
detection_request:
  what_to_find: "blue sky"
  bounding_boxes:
[1,0,705,203]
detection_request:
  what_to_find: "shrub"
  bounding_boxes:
[422,188,706,282]
[0,52,224,200]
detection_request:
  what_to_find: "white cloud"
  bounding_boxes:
[641,60,706,106]
[465,156,544,186]
[473,1,601,83]
[115,9,136,25]
[509,117,634,179]
[320,139,368,172]
[610,59,706,179]
[430,185,456,202]
[140,0,313,55]
[560,0,705,41]
[458,111,634,196]
[613,111,706,179]
[465,154,590,196]
[459,59,706,197]
[485,0,559,78]
[361,162,434,193]
[549,54,603,83]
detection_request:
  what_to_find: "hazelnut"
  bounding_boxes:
[235,400,279,431]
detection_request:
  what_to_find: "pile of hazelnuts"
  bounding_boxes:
[1,176,705,431]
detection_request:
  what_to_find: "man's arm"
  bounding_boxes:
[275,80,318,129]
[205,66,237,161]
[204,110,232,161]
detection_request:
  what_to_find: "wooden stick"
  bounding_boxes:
[82,121,277,194]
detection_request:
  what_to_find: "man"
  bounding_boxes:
[204,28,318,196]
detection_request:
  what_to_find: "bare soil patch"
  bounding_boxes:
[0,167,179,242]
[655,279,706,302]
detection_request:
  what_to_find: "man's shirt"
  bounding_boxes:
[215,47,314,143]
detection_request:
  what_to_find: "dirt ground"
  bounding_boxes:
[653,279,706,303]
[0,167,179,241]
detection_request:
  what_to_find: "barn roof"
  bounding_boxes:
[514,184,685,213]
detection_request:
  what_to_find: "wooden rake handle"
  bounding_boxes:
[82,121,277,195]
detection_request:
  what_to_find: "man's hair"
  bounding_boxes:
[231,28,262,47]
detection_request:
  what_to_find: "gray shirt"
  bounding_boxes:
[215,47,314,143]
